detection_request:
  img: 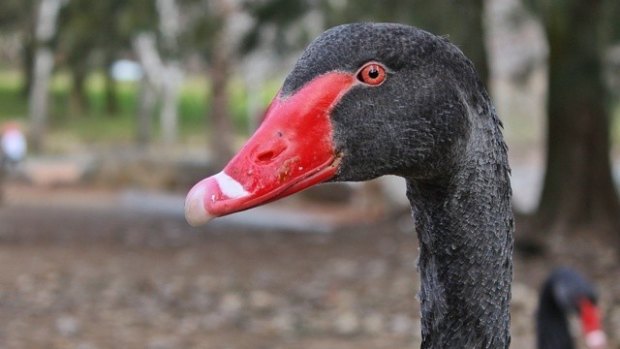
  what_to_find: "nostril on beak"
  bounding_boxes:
[257,150,276,162]
[255,143,287,163]
[254,132,288,163]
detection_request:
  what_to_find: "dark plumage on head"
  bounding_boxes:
[537,267,605,349]
[186,23,514,349]
[282,23,488,183]
[545,267,598,313]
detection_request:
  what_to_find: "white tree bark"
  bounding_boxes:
[484,0,548,212]
[136,78,156,147]
[134,34,164,88]
[156,0,183,145]
[133,34,161,146]
[160,63,183,144]
[483,0,547,145]
[133,0,184,146]
[28,0,67,151]
[156,0,181,51]
[242,52,272,131]
[29,48,53,150]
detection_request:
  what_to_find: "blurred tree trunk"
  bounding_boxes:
[535,1,620,237]
[434,0,489,84]
[29,0,67,152]
[70,64,89,115]
[463,0,488,84]
[160,64,183,144]
[209,37,235,167]
[136,79,155,147]
[208,0,236,167]
[156,0,183,145]
[29,48,53,152]
[20,33,35,98]
[133,34,161,148]
[103,55,118,115]
[436,0,488,84]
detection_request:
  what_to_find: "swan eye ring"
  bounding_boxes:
[357,62,387,86]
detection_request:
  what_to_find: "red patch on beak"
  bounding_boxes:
[579,298,607,349]
[185,72,355,226]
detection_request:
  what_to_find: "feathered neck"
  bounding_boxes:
[406,96,514,349]
[536,282,575,349]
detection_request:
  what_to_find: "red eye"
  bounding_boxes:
[357,62,386,86]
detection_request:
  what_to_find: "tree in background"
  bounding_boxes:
[29,0,67,152]
[57,0,98,115]
[58,0,157,116]
[0,0,37,98]
[132,0,183,146]
[527,0,620,239]
[182,0,252,166]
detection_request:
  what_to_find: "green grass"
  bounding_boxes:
[0,70,28,118]
[8,68,618,151]
[0,69,280,149]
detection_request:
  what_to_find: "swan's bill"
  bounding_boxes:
[585,329,606,349]
[185,179,215,226]
[213,171,249,199]
[185,72,354,226]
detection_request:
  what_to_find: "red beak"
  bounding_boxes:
[580,298,607,349]
[185,72,356,226]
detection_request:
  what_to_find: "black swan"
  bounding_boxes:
[537,267,607,349]
[186,23,514,348]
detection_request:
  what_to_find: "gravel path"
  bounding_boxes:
[0,186,618,349]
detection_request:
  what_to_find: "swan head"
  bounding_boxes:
[186,23,478,226]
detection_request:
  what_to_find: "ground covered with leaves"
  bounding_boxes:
[0,185,618,349]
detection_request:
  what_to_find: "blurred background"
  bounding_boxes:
[0,0,619,348]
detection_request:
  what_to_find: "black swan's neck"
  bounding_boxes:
[536,283,574,349]
[406,98,514,348]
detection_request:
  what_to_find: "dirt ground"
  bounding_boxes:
[0,185,618,349]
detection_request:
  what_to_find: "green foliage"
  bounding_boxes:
[177,0,225,58]
[58,0,157,67]
[0,0,34,31]
[0,71,28,118]
[525,0,620,48]
[0,69,279,145]
[603,0,620,43]
[241,0,312,54]
[1,0,495,148]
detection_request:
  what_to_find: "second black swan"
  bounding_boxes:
[537,267,607,349]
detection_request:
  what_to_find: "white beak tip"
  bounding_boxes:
[585,330,607,349]
[184,183,215,227]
